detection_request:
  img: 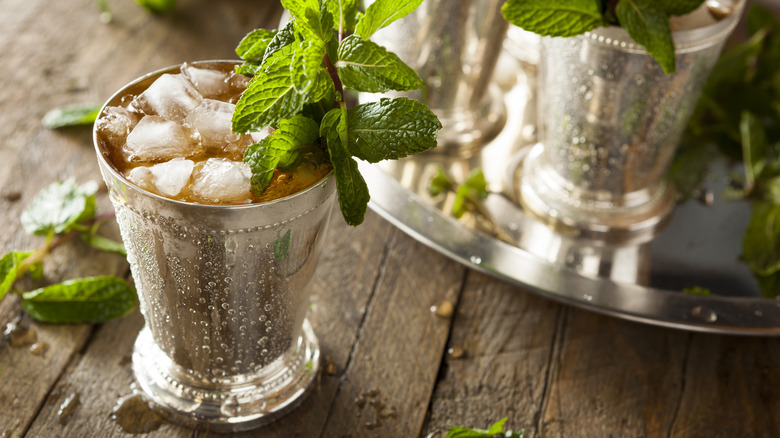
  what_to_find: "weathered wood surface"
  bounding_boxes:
[2,1,780,437]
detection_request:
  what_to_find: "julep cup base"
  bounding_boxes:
[519,143,675,244]
[132,319,319,432]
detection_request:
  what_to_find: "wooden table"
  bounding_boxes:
[2,1,780,437]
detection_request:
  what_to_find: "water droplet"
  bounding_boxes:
[469,256,482,264]
[583,294,593,302]
[57,393,80,425]
[431,300,454,318]
[448,346,465,359]
[691,306,718,323]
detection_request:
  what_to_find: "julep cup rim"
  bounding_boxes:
[92,59,334,212]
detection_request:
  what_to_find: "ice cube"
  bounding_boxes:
[95,106,139,146]
[133,74,203,121]
[184,99,241,152]
[191,158,252,203]
[126,158,194,197]
[125,115,200,162]
[181,62,230,99]
[226,72,251,103]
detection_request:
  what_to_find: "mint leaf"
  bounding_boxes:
[756,271,780,299]
[355,0,424,39]
[656,0,704,17]
[616,0,676,74]
[321,107,370,226]
[233,47,305,134]
[302,82,336,123]
[283,0,335,43]
[135,0,175,14]
[452,169,488,219]
[236,28,277,61]
[326,0,359,34]
[740,111,768,193]
[21,276,136,324]
[345,98,440,162]
[0,251,31,301]
[243,115,321,194]
[292,37,327,93]
[42,103,102,129]
[262,20,297,65]
[683,286,712,295]
[502,0,604,38]
[743,202,780,276]
[336,35,424,92]
[81,231,127,257]
[444,417,524,438]
[20,179,98,237]
[428,167,454,197]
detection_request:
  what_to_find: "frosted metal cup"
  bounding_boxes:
[520,3,743,242]
[93,62,337,432]
[363,0,509,155]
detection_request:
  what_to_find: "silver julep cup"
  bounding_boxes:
[363,0,509,155]
[520,4,743,242]
[93,62,337,432]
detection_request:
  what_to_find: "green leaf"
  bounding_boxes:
[755,271,780,298]
[233,47,305,134]
[345,97,440,162]
[616,0,676,74]
[0,251,31,301]
[683,285,712,295]
[81,232,127,257]
[464,168,488,200]
[321,106,370,226]
[274,229,292,260]
[262,20,297,65]
[501,0,604,38]
[302,82,336,123]
[135,0,176,14]
[20,179,98,237]
[42,103,102,129]
[21,276,136,324]
[740,111,768,193]
[243,115,321,194]
[355,0,424,39]
[292,37,327,93]
[487,418,508,435]
[236,28,277,61]
[336,35,424,92]
[746,4,780,36]
[655,0,704,16]
[743,201,780,276]
[428,166,453,197]
[326,0,359,33]
[283,0,334,43]
[443,417,523,438]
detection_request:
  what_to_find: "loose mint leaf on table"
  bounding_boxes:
[20,179,98,237]
[354,0,425,39]
[244,115,321,194]
[428,167,454,197]
[346,98,441,162]
[21,276,136,324]
[81,231,127,257]
[321,106,370,226]
[325,0,359,34]
[336,35,424,93]
[616,0,676,74]
[452,169,488,219]
[42,103,102,129]
[501,0,604,38]
[0,251,32,301]
[444,417,525,438]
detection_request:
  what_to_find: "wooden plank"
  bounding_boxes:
[320,229,466,438]
[668,334,780,437]
[538,307,689,437]
[422,272,562,437]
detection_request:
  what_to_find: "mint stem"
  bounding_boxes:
[323,54,344,107]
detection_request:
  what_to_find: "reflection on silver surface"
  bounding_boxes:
[521,6,743,241]
[363,43,780,335]
[364,0,509,155]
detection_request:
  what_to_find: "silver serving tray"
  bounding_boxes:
[361,51,780,336]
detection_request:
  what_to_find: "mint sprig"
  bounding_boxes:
[443,417,525,438]
[232,0,441,226]
[1,180,135,323]
[502,0,710,74]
